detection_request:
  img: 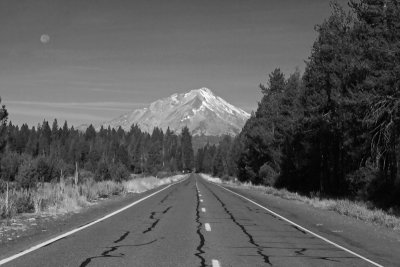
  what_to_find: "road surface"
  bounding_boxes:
[1,174,395,266]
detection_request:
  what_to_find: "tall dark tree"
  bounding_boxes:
[0,98,8,153]
[350,0,400,183]
[38,120,51,156]
[238,68,290,184]
[148,127,164,174]
[181,127,194,171]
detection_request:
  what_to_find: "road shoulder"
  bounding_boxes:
[213,182,400,267]
[0,183,172,261]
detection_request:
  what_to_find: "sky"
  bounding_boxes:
[0,0,348,127]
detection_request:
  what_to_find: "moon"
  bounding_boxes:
[40,34,50,44]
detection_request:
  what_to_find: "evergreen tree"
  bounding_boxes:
[181,127,194,171]
[38,120,51,156]
[147,127,164,174]
[350,0,400,183]
[0,98,8,153]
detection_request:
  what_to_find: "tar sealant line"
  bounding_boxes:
[0,176,189,266]
[212,182,384,267]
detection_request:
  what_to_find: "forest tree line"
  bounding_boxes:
[0,108,194,189]
[195,0,400,208]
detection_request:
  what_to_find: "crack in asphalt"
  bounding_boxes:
[292,246,341,263]
[246,206,284,222]
[195,182,207,267]
[291,225,307,235]
[183,179,191,187]
[246,206,263,214]
[206,184,343,264]
[160,187,178,204]
[114,231,130,243]
[142,218,159,234]
[42,236,67,248]
[162,206,172,214]
[291,245,340,262]
[142,206,172,234]
[79,236,158,267]
[203,183,273,266]
[295,248,307,256]
[79,197,174,266]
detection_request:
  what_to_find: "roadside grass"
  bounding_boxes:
[0,174,186,220]
[201,174,400,231]
[123,174,186,193]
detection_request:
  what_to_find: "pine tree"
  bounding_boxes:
[350,0,400,182]
[38,120,51,156]
[0,98,8,153]
[181,127,194,172]
[147,127,164,174]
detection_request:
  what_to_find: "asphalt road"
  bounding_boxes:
[1,174,393,267]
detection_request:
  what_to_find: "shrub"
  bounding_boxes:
[15,159,38,189]
[110,163,130,182]
[0,188,34,218]
[79,170,95,183]
[0,198,16,218]
[32,183,89,214]
[155,171,172,178]
[346,164,380,200]
[36,156,58,183]
[94,181,125,198]
[15,190,35,213]
[0,152,22,182]
[95,159,111,181]
[259,163,278,186]
[79,179,98,201]
[221,174,232,182]
[57,160,75,179]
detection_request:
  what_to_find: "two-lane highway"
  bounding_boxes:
[1,174,386,266]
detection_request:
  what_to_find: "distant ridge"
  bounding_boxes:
[98,87,250,136]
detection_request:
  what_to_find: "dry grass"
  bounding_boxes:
[123,174,186,193]
[0,174,187,219]
[0,180,123,217]
[201,174,400,231]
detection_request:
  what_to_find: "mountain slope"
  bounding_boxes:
[100,88,250,136]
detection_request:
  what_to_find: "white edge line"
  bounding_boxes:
[212,259,221,267]
[208,181,383,267]
[0,176,189,266]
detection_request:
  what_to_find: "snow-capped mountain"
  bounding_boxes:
[99,88,250,136]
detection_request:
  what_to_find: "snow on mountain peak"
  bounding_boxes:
[100,88,250,136]
[197,87,214,95]
[185,87,214,99]
[197,87,212,93]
